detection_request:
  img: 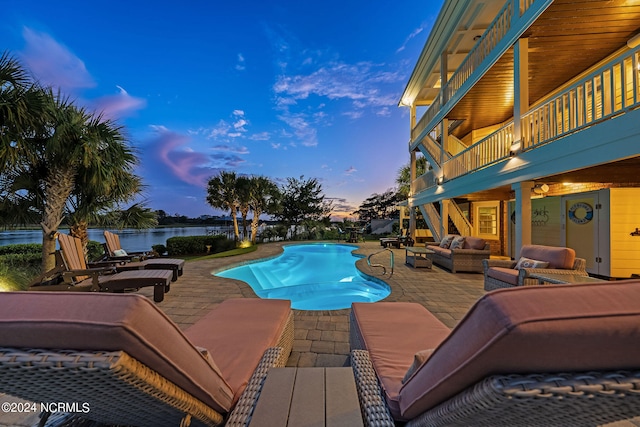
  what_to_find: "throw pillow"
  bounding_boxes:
[515,256,550,270]
[402,349,435,384]
[449,236,466,250]
[113,249,128,257]
[439,235,455,248]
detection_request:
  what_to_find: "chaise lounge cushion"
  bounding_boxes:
[351,302,450,417]
[399,280,640,419]
[184,298,291,405]
[0,292,234,413]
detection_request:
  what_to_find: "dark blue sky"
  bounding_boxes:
[2,0,443,218]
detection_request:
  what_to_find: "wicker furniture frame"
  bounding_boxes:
[482,257,588,291]
[351,349,640,427]
[427,242,491,273]
[0,311,294,427]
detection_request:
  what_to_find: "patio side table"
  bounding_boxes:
[405,246,435,269]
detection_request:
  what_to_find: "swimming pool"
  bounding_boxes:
[215,243,391,310]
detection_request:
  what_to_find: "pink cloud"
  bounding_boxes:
[20,27,95,92]
[92,86,147,120]
[150,126,213,187]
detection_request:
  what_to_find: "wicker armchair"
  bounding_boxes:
[349,280,640,427]
[483,244,587,291]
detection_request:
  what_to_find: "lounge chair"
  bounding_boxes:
[350,280,640,426]
[0,293,293,427]
[103,230,185,281]
[29,232,172,302]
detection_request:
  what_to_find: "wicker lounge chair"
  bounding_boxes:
[29,232,173,302]
[350,280,640,426]
[0,293,293,427]
[103,230,185,281]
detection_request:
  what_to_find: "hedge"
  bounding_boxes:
[166,235,235,256]
[0,243,42,255]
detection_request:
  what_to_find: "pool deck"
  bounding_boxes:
[145,240,487,367]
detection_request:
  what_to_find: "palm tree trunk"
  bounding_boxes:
[230,206,240,241]
[40,167,75,272]
[250,209,262,243]
[70,220,90,260]
[240,206,249,240]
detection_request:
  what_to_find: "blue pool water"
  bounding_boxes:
[215,243,391,310]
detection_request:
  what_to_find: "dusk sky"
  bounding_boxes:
[2,0,442,219]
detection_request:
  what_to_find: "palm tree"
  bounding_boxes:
[396,155,428,199]
[207,171,240,241]
[248,176,279,244]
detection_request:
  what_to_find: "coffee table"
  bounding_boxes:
[405,246,435,268]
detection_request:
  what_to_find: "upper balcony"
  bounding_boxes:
[404,0,640,158]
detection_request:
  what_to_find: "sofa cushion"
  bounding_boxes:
[463,236,487,250]
[399,280,640,419]
[439,235,456,248]
[0,292,234,414]
[520,245,575,269]
[429,246,452,259]
[185,298,291,405]
[351,302,450,419]
[515,256,550,269]
[486,267,519,285]
[449,236,465,250]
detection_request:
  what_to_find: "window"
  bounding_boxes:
[474,201,500,239]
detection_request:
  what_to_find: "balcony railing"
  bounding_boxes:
[443,1,514,104]
[522,49,640,150]
[411,170,438,195]
[411,46,640,197]
[410,0,542,147]
[442,122,513,180]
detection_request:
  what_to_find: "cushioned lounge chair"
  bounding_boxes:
[350,280,640,426]
[0,293,293,427]
[104,230,185,281]
[29,232,173,302]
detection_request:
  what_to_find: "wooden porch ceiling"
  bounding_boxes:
[456,156,640,201]
[434,0,640,140]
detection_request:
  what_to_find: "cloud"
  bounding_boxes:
[212,144,249,154]
[92,86,147,119]
[194,110,251,141]
[235,53,246,71]
[276,112,317,147]
[249,132,270,141]
[344,166,357,176]
[149,126,215,187]
[20,27,95,92]
[396,26,425,53]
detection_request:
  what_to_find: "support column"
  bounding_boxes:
[409,151,417,239]
[512,181,533,258]
[440,199,449,239]
[513,37,529,152]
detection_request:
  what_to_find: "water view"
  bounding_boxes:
[0,227,233,252]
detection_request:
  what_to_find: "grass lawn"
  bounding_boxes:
[182,245,258,262]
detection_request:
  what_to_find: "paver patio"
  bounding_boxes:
[142,240,486,368]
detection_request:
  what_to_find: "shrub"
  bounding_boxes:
[152,244,167,255]
[87,240,105,262]
[0,243,42,255]
[166,235,235,256]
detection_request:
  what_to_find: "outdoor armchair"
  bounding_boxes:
[483,244,587,291]
[0,293,293,427]
[350,280,640,426]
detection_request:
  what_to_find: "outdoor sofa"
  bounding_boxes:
[350,280,640,426]
[0,293,293,426]
[483,244,587,291]
[426,235,490,273]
